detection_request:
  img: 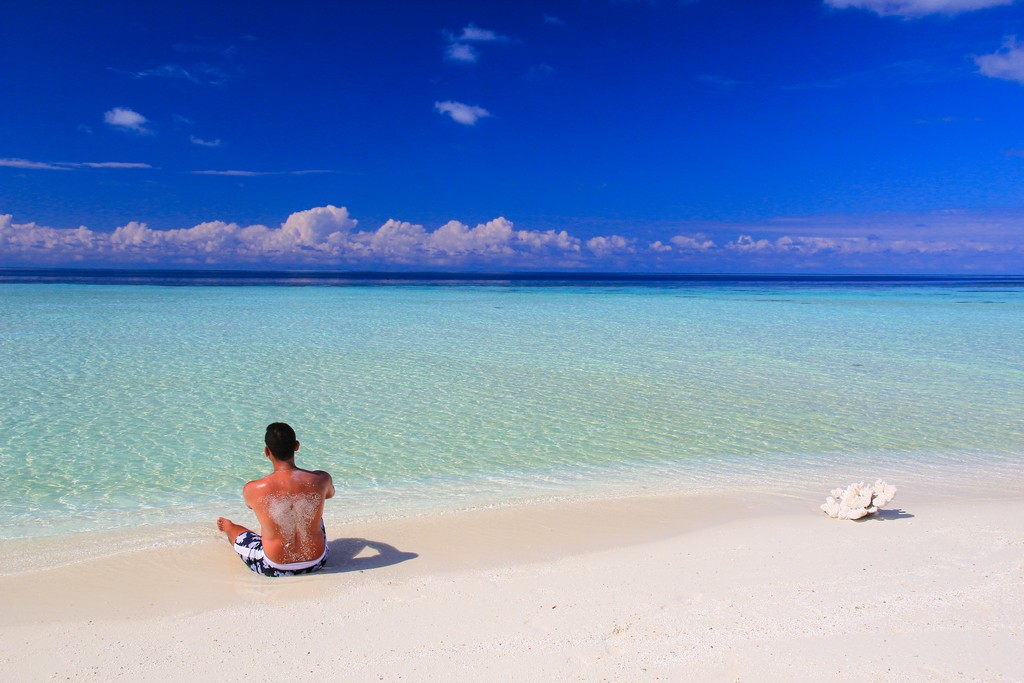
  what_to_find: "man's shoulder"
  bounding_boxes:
[311,469,334,488]
[296,467,332,480]
[242,475,274,497]
[244,473,275,488]
[301,468,334,496]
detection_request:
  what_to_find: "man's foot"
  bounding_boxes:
[217,517,251,543]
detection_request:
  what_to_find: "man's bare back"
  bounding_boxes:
[218,423,335,576]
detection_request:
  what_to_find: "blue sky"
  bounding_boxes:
[2,0,1023,272]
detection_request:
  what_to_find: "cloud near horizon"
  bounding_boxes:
[1,206,1020,271]
[726,233,1003,255]
[823,0,1012,17]
[0,208,582,267]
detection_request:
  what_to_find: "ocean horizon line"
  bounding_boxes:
[2,267,1023,287]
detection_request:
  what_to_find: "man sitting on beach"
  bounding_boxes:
[217,422,335,577]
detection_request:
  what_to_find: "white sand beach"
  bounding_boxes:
[2,483,1022,682]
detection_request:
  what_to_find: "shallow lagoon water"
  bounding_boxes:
[1,274,1022,540]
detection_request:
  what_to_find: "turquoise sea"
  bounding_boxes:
[1,272,1023,543]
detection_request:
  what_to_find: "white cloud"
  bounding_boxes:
[443,24,509,64]
[431,218,515,255]
[104,107,149,133]
[435,101,492,125]
[728,235,774,253]
[12,206,359,263]
[823,0,1011,17]
[975,37,1024,84]
[0,209,586,267]
[71,162,153,169]
[191,169,332,176]
[279,205,358,247]
[111,62,232,86]
[2,208,1018,269]
[352,219,428,261]
[544,15,566,26]
[346,218,580,264]
[457,24,508,42]
[190,135,222,147]
[0,158,151,171]
[670,235,716,251]
[514,228,579,251]
[193,170,264,176]
[0,158,72,171]
[727,208,1024,244]
[586,235,636,256]
[725,233,1004,256]
[446,43,479,63]
[136,64,196,81]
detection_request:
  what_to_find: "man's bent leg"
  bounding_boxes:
[216,517,251,544]
[217,517,273,575]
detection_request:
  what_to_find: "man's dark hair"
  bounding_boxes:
[265,422,297,461]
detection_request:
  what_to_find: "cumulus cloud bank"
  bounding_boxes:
[0,206,1018,270]
[823,0,1012,16]
[0,207,580,267]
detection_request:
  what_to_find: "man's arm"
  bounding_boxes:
[242,480,258,509]
[316,471,335,500]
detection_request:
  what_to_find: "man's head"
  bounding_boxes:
[265,422,298,461]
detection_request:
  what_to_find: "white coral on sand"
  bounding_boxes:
[821,480,897,520]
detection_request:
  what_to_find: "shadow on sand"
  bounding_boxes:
[321,538,418,574]
[863,508,915,521]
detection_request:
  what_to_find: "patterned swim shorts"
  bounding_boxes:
[231,521,329,577]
